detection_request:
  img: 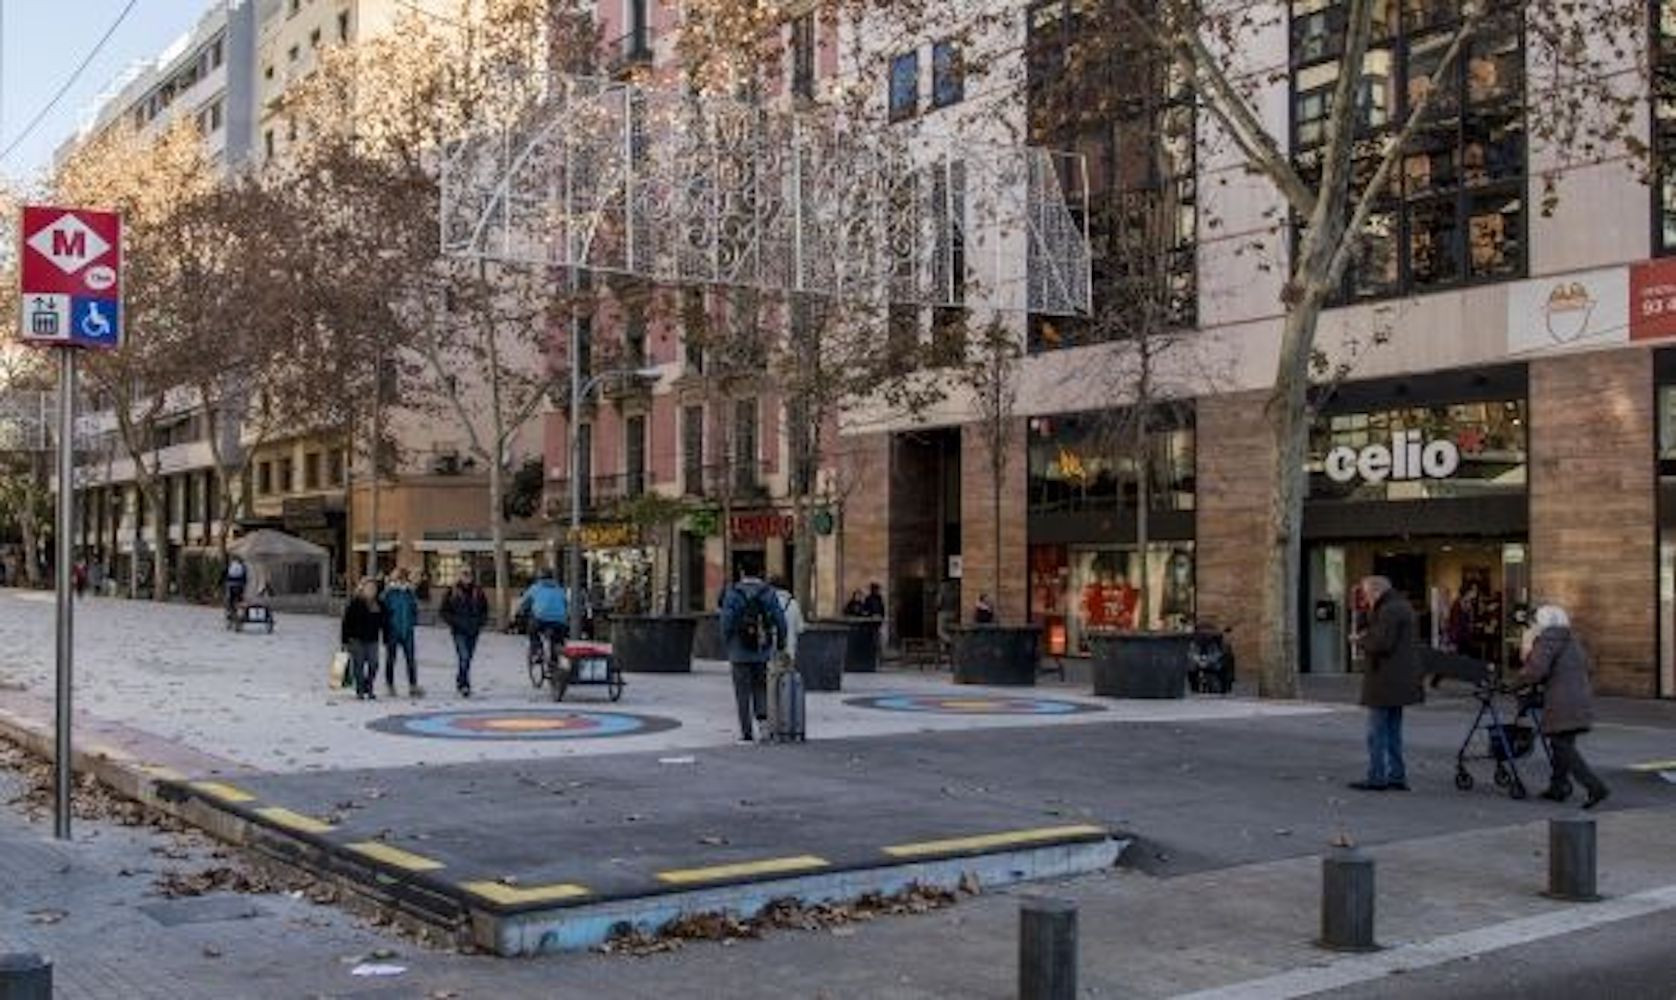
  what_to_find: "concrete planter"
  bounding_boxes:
[1087,632,1191,699]
[950,625,1042,686]
[691,613,726,661]
[793,625,848,692]
[611,615,697,674]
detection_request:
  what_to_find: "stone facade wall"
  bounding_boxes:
[1194,391,1275,680]
[961,420,1029,624]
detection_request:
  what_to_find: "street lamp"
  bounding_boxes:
[568,363,661,643]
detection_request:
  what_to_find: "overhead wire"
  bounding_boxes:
[0,0,142,165]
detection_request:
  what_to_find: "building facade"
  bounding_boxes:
[834,0,1676,699]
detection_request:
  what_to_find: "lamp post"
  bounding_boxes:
[567,364,660,644]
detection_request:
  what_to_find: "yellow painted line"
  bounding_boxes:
[346,841,445,872]
[140,765,186,781]
[657,855,830,885]
[189,781,256,804]
[882,824,1108,859]
[1628,759,1676,773]
[254,806,336,835]
[460,881,592,906]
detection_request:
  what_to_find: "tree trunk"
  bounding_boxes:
[148,478,168,601]
[1258,291,1326,700]
[19,515,40,587]
[991,461,1002,624]
[1136,436,1151,631]
[489,454,510,626]
[793,501,815,613]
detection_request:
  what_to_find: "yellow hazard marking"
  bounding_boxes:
[140,765,186,781]
[882,824,1108,859]
[189,781,257,804]
[346,842,445,872]
[657,855,830,885]
[254,807,335,835]
[1628,759,1676,773]
[461,881,592,905]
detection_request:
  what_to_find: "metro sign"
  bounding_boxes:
[18,206,123,350]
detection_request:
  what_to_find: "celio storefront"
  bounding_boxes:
[1301,366,1530,676]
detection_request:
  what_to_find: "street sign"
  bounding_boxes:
[18,206,123,350]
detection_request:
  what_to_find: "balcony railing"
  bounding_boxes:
[546,471,650,517]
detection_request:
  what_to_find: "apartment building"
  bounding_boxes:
[829,0,1676,699]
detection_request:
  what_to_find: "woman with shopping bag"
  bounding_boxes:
[340,579,387,701]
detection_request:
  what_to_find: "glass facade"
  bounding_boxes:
[1027,412,1195,516]
[1031,542,1196,655]
[1308,399,1526,502]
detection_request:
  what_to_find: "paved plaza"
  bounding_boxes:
[0,590,1674,995]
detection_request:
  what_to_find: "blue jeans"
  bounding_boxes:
[1365,706,1406,786]
[452,631,479,692]
[348,640,380,697]
[385,632,416,687]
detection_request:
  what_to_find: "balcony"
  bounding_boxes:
[545,471,650,518]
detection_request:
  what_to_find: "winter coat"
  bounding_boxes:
[1518,627,1595,735]
[519,579,570,626]
[1361,590,1424,709]
[340,598,386,646]
[774,587,806,660]
[439,584,489,637]
[720,578,789,665]
[861,592,885,618]
[383,584,419,639]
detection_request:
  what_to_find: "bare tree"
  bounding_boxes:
[959,319,1021,621]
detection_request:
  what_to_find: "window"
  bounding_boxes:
[328,450,344,487]
[625,297,647,366]
[682,405,705,495]
[791,13,816,100]
[257,461,272,496]
[733,399,759,491]
[1290,2,1527,298]
[1656,1,1676,254]
[1026,0,1197,351]
[264,65,274,81]
[682,287,705,373]
[211,39,224,69]
[338,11,351,42]
[288,45,300,63]
[626,415,647,497]
[264,129,275,159]
[277,458,293,494]
[576,314,593,383]
[932,40,964,108]
[1028,410,1197,518]
[289,0,301,16]
[310,28,322,48]
[889,51,919,121]
[1307,399,1527,503]
[887,304,919,360]
[576,425,593,509]
[303,452,321,490]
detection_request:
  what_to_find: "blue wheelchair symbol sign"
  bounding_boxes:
[69,298,121,348]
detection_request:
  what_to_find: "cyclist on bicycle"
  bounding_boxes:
[518,569,570,666]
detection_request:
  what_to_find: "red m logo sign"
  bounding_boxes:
[52,229,86,258]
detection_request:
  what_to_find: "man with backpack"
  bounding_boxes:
[720,556,789,743]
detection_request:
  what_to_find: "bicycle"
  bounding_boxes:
[527,622,567,698]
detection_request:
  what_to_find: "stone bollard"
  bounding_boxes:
[1019,896,1077,1000]
[1319,846,1377,952]
[1546,817,1600,902]
[0,953,52,1000]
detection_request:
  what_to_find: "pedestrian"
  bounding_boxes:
[1518,605,1610,809]
[439,566,489,698]
[517,568,570,667]
[936,579,959,645]
[1350,575,1423,792]
[770,576,806,660]
[72,561,88,599]
[223,555,249,621]
[862,582,885,618]
[720,555,788,743]
[973,593,996,624]
[340,578,386,701]
[416,571,433,604]
[843,589,866,617]
[382,567,422,698]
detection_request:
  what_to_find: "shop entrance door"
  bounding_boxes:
[1307,546,1347,673]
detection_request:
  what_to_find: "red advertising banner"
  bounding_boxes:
[1630,256,1676,342]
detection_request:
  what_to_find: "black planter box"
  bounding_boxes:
[794,625,848,692]
[813,618,882,673]
[612,616,697,674]
[950,626,1042,686]
[692,613,726,661]
[1088,632,1191,699]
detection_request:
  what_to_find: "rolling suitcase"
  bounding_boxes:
[766,662,806,743]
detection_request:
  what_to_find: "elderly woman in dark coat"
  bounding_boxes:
[1519,605,1610,809]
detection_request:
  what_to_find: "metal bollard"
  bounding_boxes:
[1546,817,1600,902]
[1019,896,1077,1000]
[0,953,52,1000]
[1319,846,1378,952]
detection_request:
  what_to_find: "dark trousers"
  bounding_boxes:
[348,639,380,697]
[452,631,480,692]
[1549,730,1608,798]
[731,662,768,738]
[384,632,416,687]
[1365,706,1406,786]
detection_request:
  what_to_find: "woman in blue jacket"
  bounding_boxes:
[382,567,422,698]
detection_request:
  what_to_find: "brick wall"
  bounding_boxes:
[961,420,1028,624]
[1530,350,1657,697]
[838,432,890,608]
[1195,391,1275,680]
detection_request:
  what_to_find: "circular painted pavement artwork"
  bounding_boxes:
[844,694,1104,716]
[368,708,681,741]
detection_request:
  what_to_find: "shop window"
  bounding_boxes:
[1308,399,1526,502]
[932,40,964,109]
[1291,3,1526,298]
[1027,410,1196,517]
[889,51,919,121]
[1031,542,1196,652]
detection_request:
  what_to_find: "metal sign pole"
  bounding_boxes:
[54,347,76,840]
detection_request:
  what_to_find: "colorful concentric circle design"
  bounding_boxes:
[368,708,680,741]
[844,694,1104,716]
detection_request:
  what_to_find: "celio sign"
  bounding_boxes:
[1324,430,1461,484]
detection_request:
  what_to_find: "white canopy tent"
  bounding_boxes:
[229,529,331,599]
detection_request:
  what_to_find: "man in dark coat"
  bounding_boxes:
[439,567,490,698]
[1351,576,1424,791]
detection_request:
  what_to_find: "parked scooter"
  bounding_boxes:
[1187,624,1236,694]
